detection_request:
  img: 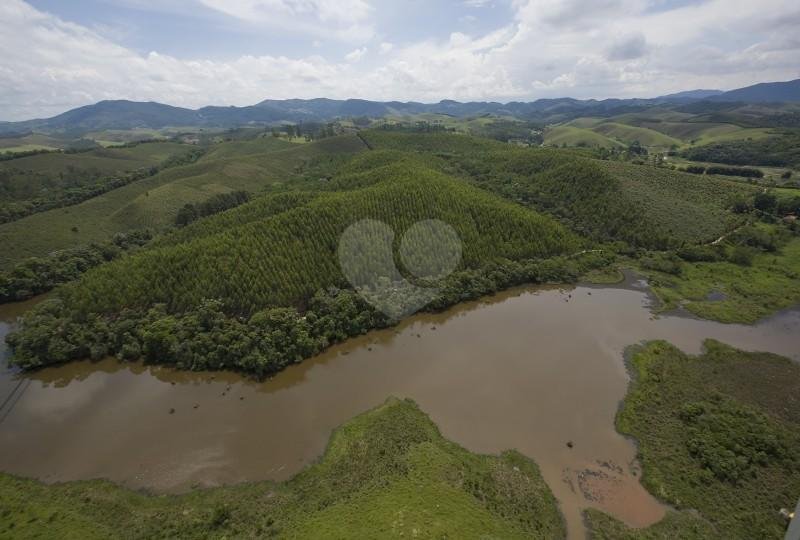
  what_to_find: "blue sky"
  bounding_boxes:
[2,0,799,120]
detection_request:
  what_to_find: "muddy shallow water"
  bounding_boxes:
[1,279,799,539]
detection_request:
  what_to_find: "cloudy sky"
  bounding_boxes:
[1,0,799,120]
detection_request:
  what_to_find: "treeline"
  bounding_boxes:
[7,251,613,376]
[682,133,800,168]
[175,190,250,227]
[270,123,338,141]
[378,121,455,134]
[0,147,205,224]
[0,148,58,161]
[681,164,764,178]
[0,230,153,303]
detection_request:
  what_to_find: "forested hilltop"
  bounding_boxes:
[4,130,796,376]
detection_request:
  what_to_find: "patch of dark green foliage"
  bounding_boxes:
[6,252,613,376]
[175,190,251,227]
[0,230,153,303]
[682,133,800,168]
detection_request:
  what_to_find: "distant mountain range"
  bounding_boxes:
[707,78,800,103]
[1,79,798,134]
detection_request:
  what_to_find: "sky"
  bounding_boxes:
[1,0,799,120]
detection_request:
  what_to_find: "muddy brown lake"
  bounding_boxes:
[1,277,799,539]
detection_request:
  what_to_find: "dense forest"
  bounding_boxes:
[682,132,800,168]
[3,131,770,376]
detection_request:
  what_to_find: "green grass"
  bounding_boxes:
[543,125,624,149]
[580,265,624,284]
[0,133,68,150]
[0,398,566,539]
[0,144,59,153]
[641,122,771,146]
[591,122,683,148]
[0,142,187,177]
[587,340,800,539]
[552,114,774,150]
[645,234,800,323]
[586,508,715,539]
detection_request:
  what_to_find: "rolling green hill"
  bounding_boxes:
[595,160,757,242]
[360,131,751,248]
[543,125,624,149]
[60,154,581,315]
[0,141,197,224]
[591,122,683,147]
[0,135,367,267]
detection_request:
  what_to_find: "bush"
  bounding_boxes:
[753,192,777,213]
[677,244,725,262]
[175,190,250,227]
[728,246,755,266]
[640,252,682,275]
[684,165,706,175]
[679,396,794,484]
[706,166,764,178]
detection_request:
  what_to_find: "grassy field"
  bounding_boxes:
[0,136,367,267]
[543,125,624,149]
[0,398,566,539]
[546,109,777,155]
[0,144,59,153]
[0,142,187,178]
[641,122,771,146]
[0,133,67,151]
[588,340,800,539]
[644,233,800,323]
[591,122,683,148]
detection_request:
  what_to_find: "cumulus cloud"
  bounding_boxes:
[1,0,800,120]
[197,0,374,42]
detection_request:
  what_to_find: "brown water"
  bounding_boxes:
[1,280,799,539]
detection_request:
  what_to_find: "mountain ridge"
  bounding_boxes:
[2,79,797,134]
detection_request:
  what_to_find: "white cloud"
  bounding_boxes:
[1,0,800,120]
[196,0,374,42]
[345,47,368,62]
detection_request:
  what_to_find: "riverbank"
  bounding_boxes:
[0,397,566,539]
[642,231,800,324]
[587,340,800,539]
